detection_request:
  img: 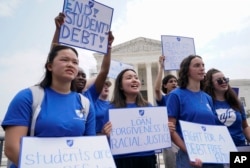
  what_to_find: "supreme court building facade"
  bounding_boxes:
[93,37,250,115]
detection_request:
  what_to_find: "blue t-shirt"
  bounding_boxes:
[95,99,110,133]
[83,84,99,103]
[83,84,99,118]
[103,103,156,159]
[214,100,246,146]
[2,87,96,168]
[156,94,169,106]
[166,88,218,139]
[2,87,96,136]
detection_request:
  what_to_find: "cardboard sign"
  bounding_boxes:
[19,136,116,168]
[161,35,195,70]
[179,120,237,164]
[109,106,171,155]
[108,60,134,79]
[59,0,113,54]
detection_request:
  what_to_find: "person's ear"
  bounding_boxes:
[47,63,52,71]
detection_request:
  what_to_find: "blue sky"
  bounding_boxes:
[0,0,250,119]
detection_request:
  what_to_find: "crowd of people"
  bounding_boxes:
[1,12,250,168]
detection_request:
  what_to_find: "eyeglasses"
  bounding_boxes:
[216,77,229,85]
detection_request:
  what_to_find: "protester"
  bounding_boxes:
[166,55,223,168]
[101,68,157,168]
[154,55,178,105]
[204,68,250,146]
[74,67,87,93]
[95,79,112,134]
[84,76,112,133]
[154,55,178,168]
[1,45,95,168]
[52,12,114,106]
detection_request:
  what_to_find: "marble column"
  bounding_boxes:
[133,64,138,74]
[146,63,154,104]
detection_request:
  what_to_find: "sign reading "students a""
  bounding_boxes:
[19,136,116,168]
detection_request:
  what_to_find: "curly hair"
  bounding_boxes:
[161,74,177,94]
[204,68,243,112]
[178,55,204,89]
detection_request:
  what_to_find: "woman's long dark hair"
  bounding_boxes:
[110,68,148,108]
[39,45,78,91]
[178,55,204,89]
[204,68,243,112]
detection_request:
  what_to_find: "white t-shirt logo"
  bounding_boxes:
[216,108,236,126]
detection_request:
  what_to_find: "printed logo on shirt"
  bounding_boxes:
[75,109,84,118]
[75,108,86,120]
[206,103,212,111]
[216,108,236,126]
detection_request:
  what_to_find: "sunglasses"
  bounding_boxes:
[216,77,229,85]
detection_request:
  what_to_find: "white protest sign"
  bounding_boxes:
[108,60,134,79]
[161,35,195,70]
[179,120,237,164]
[19,136,116,168]
[59,0,113,54]
[109,106,171,155]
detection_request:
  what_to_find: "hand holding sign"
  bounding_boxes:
[108,31,114,46]
[55,12,65,29]
[59,0,114,53]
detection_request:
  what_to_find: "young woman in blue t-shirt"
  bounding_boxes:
[2,45,96,168]
[204,68,250,146]
[102,69,157,168]
[166,55,223,168]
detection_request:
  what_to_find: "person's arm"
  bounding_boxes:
[99,107,112,137]
[154,56,165,101]
[4,126,28,166]
[242,119,250,143]
[50,12,65,50]
[168,117,203,167]
[101,121,112,137]
[168,117,186,152]
[84,77,97,91]
[94,31,114,94]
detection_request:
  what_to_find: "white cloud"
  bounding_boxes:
[114,0,250,47]
[0,0,23,17]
